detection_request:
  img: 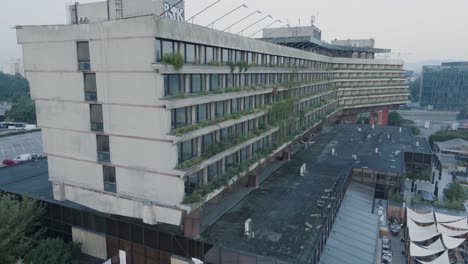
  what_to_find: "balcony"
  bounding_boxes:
[85,91,97,102]
[91,122,104,132]
[79,60,91,71]
[98,151,111,163]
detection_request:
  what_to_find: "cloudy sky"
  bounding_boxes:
[1,0,468,68]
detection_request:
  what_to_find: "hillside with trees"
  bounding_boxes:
[0,73,36,124]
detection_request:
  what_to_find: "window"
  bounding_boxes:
[90,104,103,132]
[84,73,97,101]
[239,74,246,87]
[196,104,210,123]
[225,153,237,171]
[220,127,230,140]
[103,166,116,193]
[97,135,110,162]
[231,98,240,113]
[257,54,262,65]
[202,133,214,154]
[235,50,242,63]
[77,42,90,71]
[185,171,202,195]
[205,46,215,64]
[225,74,234,88]
[255,95,262,107]
[178,139,197,163]
[251,74,258,86]
[164,75,184,96]
[248,119,255,132]
[190,74,203,93]
[244,96,252,110]
[171,107,191,129]
[159,40,175,61]
[221,49,230,63]
[247,52,253,64]
[210,74,220,91]
[207,162,221,182]
[236,123,245,136]
[215,101,225,118]
[185,43,197,63]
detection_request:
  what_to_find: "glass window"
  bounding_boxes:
[208,162,220,182]
[244,96,251,110]
[172,107,189,129]
[226,74,234,88]
[205,46,214,63]
[196,104,210,123]
[103,166,116,193]
[261,74,267,84]
[231,98,240,113]
[247,52,253,64]
[162,40,174,57]
[239,74,246,87]
[90,104,103,132]
[190,74,203,93]
[236,123,244,136]
[257,54,262,65]
[84,73,97,101]
[202,133,214,154]
[221,49,230,63]
[221,127,229,140]
[215,101,225,118]
[225,153,237,171]
[178,139,197,163]
[255,95,262,107]
[97,135,110,162]
[269,74,275,84]
[185,171,202,195]
[185,43,196,63]
[210,74,220,91]
[251,74,258,86]
[235,50,242,63]
[248,119,255,131]
[164,75,184,96]
[77,42,90,71]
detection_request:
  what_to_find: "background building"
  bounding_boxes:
[421,62,468,111]
[2,58,25,76]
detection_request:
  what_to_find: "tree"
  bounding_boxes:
[444,182,467,202]
[388,111,404,126]
[0,194,45,264]
[456,105,468,120]
[0,73,30,102]
[5,96,36,124]
[24,238,81,264]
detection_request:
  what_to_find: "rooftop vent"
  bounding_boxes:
[244,219,254,239]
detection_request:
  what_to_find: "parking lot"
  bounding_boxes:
[0,132,42,162]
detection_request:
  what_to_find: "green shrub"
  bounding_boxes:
[161,53,184,71]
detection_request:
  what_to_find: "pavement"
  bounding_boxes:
[0,131,42,162]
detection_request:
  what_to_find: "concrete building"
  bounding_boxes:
[331,38,375,48]
[421,62,468,111]
[2,58,25,76]
[16,0,409,260]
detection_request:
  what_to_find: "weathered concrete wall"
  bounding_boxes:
[72,227,107,260]
[49,155,104,190]
[76,2,109,23]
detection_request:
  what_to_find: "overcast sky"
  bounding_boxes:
[1,0,468,67]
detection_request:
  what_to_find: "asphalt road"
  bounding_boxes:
[0,132,42,162]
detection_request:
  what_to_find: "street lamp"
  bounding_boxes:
[222,10,262,32]
[236,15,273,35]
[206,4,248,28]
[248,19,282,38]
[186,0,223,23]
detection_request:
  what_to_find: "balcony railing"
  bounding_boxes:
[78,60,91,71]
[98,151,111,163]
[91,122,104,132]
[85,91,97,102]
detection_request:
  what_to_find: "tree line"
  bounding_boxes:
[0,72,36,124]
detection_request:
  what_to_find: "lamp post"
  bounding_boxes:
[206,4,248,28]
[237,15,273,35]
[247,19,282,38]
[222,10,262,32]
[186,0,223,23]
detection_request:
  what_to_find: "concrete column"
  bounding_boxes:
[377,111,383,125]
[382,107,389,126]
[370,111,375,125]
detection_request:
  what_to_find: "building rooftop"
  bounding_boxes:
[201,124,424,262]
[319,182,379,264]
[435,138,468,155]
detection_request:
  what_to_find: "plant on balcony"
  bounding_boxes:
[161,53,184,71]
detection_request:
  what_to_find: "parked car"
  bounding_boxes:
[2,154,36,166]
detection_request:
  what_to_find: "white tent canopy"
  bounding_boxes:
[437,223,468,237]
[439,218,468,230]
[408,219,440,242]
[423,238,445,251]
[441,235,466,249]
[415,251,450,264]
[407,208,436,224]
[410,242,445,257]
[434,212,466,223]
